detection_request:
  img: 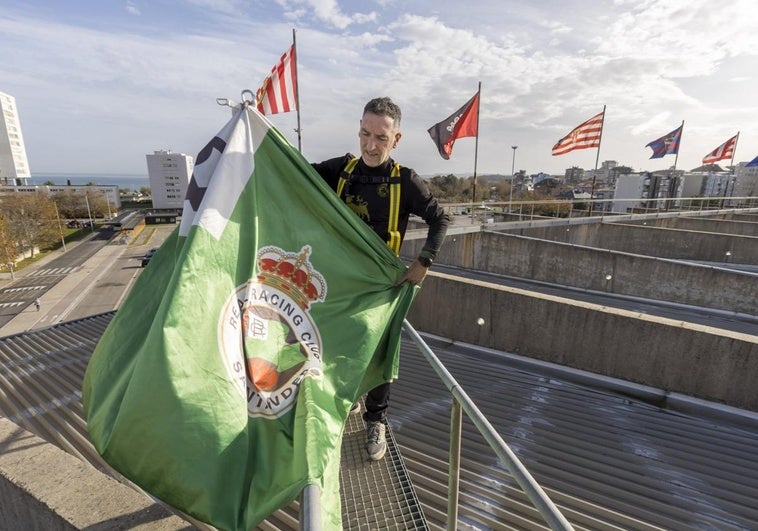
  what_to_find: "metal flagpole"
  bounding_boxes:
[724,131,739,208]
[588,104,605,216]
[292,28,302,152]
[470,81,481,221]
[673,120,684,171]
[668,120,684,212]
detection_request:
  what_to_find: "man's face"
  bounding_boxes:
[359,112,401,167]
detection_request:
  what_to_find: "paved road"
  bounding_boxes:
[0,226,173,336]
[0,230,111,327]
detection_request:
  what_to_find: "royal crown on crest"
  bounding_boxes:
[256,245,327,309]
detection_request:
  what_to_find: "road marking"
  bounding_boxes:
[2,285,47,293]
[28,267,79,277]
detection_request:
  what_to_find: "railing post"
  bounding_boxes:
[447,399,463,531]
[403,321,574,531]
[299,484,322,531]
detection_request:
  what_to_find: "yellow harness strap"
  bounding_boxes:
[386,163,401,255]
[338,158,402,255]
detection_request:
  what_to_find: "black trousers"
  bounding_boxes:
[363,382,391,423]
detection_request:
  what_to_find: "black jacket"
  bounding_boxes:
[312,154,450,260]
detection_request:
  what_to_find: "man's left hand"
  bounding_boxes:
[396,259,429,286]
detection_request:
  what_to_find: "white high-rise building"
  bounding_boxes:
[0,91,31,186]
[146,150,193,210]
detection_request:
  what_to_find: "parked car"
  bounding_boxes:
[141,248,159,267]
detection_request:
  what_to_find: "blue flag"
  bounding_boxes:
[646,124,683,159]
[746,155,758,168]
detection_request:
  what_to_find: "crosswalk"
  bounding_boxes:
[2,286,46,294]
[0,301,25,309]
[26,267,80,277]
[1,267,81,316]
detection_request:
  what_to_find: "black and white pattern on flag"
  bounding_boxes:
[186,136,227,212]
[179,133,227,237]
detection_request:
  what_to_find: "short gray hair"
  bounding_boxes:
[363,97,401,127]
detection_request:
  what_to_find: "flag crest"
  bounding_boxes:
[83,105,416,530]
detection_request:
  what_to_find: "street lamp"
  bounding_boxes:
[510,145,518,212]
[52,200,67,252]
[84,192,94,232]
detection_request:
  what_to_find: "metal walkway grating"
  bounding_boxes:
[340,402,429,530]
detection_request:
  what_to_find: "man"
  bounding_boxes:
[313,97,450,460]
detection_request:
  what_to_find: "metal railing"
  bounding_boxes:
[442,194,758,221]
[402,320,574,531]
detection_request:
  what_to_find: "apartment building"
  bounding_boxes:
[0,91,31,186]
[145,150,193,210]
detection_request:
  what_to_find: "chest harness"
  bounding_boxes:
[337,157,403,255]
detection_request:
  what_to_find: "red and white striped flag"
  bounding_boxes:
[702,133,738,164]
[552,110,605,156]
[256,45,298,115]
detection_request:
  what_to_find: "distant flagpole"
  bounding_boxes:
[724,131,740,208]
[588,104,606,216]
[729,131,740,169]
[673,120,684,171]
[471,81,482,215]
[292,28,302,152]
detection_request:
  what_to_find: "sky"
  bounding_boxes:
[2,0,758,178]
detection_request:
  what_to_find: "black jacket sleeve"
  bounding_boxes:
[406,169,451,261]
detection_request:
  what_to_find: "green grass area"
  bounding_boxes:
[7,226,100,273]
[130,226,156,247]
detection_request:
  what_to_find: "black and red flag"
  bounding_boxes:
[428,91,480,159]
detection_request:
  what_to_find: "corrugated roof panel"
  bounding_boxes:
[392,338,758,530]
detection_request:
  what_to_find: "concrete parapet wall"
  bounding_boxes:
[504,222,758,263]
[623,216,758,236]
[402,231,757,314]
[0,418,191,530]
[731,213,758,222]
[408,272,758,411]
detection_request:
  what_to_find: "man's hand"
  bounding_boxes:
[396,259,429,286]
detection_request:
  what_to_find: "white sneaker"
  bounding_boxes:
[365,421,387,461]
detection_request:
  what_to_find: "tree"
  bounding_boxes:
[86,189,109,218]
[2,193,59,258]
[52,189,85,218]
[0,213,18,268]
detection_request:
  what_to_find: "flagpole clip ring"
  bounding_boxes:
[241,89,255,108]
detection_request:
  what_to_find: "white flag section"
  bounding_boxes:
[256,44,298,116]
[179,106,268,239]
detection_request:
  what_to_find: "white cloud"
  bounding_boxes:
[277,0,377,29]
[3,0,758,175]
[125,2,141,16]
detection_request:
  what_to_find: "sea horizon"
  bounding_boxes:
[27,172,150,191]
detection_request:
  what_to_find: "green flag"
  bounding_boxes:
[83,105,417,530]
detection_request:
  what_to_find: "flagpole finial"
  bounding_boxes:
[241,89,256,108]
